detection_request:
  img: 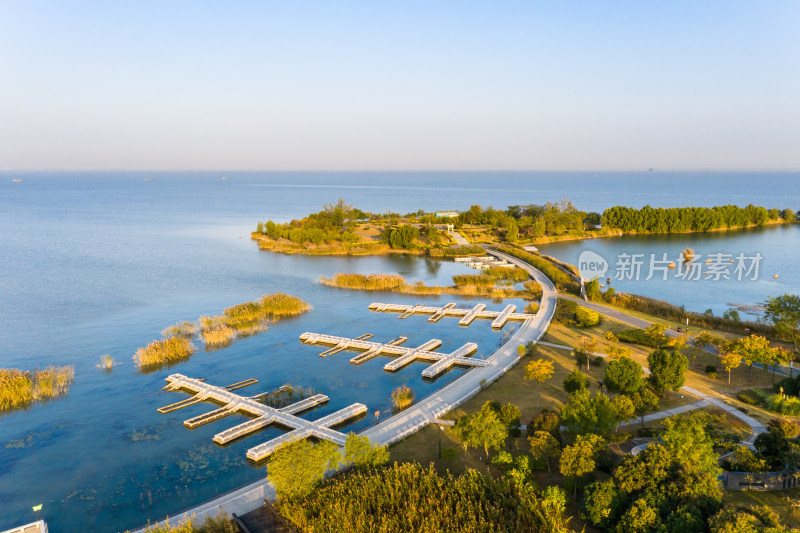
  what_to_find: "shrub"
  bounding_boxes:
[737,390,762,406]
[575,306,601,327]
[617,329,659,348]
[553,299,579,325]
[564,370,589,394]
[707,372,718,380]
[607,432,632,443]
[775,376,800,396]
[767,395,800,416]
[524,302,539,314]
[768,418,800,439]
[705,365,717,374]
[604,331,618,342]
[517,345,527,356]
[134,337,196,369]
[527,409,560,438]
[593,356,606,367]
[391,385,415,411]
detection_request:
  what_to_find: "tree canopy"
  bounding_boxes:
[604,356,644,394]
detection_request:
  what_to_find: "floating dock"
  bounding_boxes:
[369,302,536,329]
[159,374,367,462]
[299,332,487,378]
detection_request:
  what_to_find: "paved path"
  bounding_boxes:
[449,229,471,245]
[134,249,557,532]
[362,249,557,445]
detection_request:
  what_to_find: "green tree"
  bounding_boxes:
[560,389,616,436]
[344,433,389,468]
[528,430,560,472]
[611,394,635,430]
[267,439,342,499]
[647,347,688,396]
[575,306,600,327]
[604,356,644,394]
[563,369,589,394]
[559,433,605,499]
[452,401,509,458]
[728,334,775,376]
[630,384,659,427]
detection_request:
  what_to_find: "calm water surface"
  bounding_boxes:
[1,171,798,532]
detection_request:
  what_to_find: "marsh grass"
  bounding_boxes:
[321,273,407,291]
[322,273,541,301]
[392,384,415,411]
[134,337,197,369]
[200,293,310,347]
[162,321,198,339]
[0,366,75,411]
[452,274,496,287]
[427,245,485,257]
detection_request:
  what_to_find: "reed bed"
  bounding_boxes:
[162,321,198,339]
[133,337,196,369]
[484,266,530,283]
[391,384,415,411]
[254,235,396,256]
[452,274,496,287]
[200,293,309,346]
[0,366,75,411]
[427,244,485,257]
[321,273,407,291]
[768,395,800,416]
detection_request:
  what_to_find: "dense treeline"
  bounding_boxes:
[277,462,573,533]
[602,204,793,233]
[256,199,368,245]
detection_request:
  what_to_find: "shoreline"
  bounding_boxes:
[132,250,558,532]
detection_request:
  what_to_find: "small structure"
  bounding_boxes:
[299,332,488,379]
[436,211,460,218]
[369,302,536,329]
[159,374,367,462]
[1,521,48,533]
[725,470,800,491]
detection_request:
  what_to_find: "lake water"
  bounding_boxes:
[1,171,798,532]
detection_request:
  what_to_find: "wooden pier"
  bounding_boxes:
[299,332,487,378]
[369,302,536,329]
[159,374,367,462]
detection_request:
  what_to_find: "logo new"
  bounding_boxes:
[578,250,608,282]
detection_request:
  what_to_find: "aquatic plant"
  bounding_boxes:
[257,384,316,409]
[427,244,485,257]
[322,273,407,291]
[391,384,415,411]
[99,354,114,371]
[452,274,496,287]
[133,337,196,369]
[162,321,198,339]
[0,366,75,411]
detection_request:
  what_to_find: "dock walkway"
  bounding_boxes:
[369,302,535,329]
[299,332,486,378]
[160,374,367,462]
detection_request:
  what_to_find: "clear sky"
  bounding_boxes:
[1,1,798,171]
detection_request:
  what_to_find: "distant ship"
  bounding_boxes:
[144,178,153,181]
[12,179,22,182]
[220,176,227,180]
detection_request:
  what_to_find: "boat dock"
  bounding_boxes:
[299,332,487,378]
[369,302,536,329]
[159,374,366,462]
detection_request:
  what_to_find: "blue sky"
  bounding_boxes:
[1,1,798,170]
